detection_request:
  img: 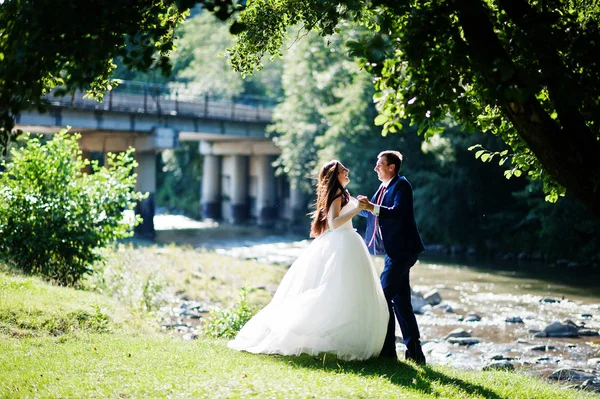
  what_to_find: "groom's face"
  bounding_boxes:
[375,157,395,182]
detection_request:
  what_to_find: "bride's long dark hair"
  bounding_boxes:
[309,160,349,238]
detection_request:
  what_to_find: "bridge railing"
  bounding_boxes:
[46,80,276,123]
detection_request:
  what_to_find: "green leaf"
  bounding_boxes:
[374,114,388,126]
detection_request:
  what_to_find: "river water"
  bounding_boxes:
[154,216,600,377]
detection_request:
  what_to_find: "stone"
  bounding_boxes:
[434,303,454,313]
[587,358,600,367]
[483,361,514,371]
[581,314,593,319]
[421,341,451,358]
[561,319,580,328]
[411,290,429,314]
[488,354,515,361]
[424,289,443,306]
[578,329,599,336]
[444,328,472,340]
[580,379,600,392]
[187,310,203,319]
[447,337,480,346]
[540,297,561,303]
[548,369,598,382]
[464,312,482,322]
[505,317,524,323]
[530,345,557,351]
[538,321,579,338]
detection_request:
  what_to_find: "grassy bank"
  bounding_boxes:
[3,333,592,399]
[0,244,595,398]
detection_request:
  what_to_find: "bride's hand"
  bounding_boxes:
[357,198,368,210]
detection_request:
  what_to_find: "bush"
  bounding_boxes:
[0,131,145,286]
[204,288,256,339]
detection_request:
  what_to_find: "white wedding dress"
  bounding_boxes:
[227,197,389,360]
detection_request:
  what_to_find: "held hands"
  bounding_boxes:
[357,195,374,212]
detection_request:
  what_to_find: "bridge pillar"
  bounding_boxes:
[255,154,277,227]
[135,151,157,238]
[230,155,249,224]
[290,185,307,227]
[201,154,221,220]
[198,139,282,226]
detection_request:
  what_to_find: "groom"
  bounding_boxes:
[358,150,426,364]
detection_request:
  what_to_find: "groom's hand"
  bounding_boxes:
[358,197,374,212]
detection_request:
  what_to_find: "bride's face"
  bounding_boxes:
[337,164,350,187]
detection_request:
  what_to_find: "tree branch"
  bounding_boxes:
[453,0,600,218]
[496,0,595,148]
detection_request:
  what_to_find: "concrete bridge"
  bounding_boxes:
[16,81,307,237]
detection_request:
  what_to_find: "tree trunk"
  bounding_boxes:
[454,0,600,220]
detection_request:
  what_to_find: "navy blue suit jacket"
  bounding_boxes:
[360,175,425,259]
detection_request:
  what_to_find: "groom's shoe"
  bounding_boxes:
[405,341,426,365]
[378,349,398,361]
[405,350,426,365]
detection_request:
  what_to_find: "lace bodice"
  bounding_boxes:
[328,197,359,231]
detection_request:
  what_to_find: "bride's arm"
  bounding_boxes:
[328,196,362,230]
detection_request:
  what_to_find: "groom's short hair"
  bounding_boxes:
[378,150,403,174]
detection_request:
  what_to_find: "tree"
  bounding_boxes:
[3,0,599,220]
[170,11,283,98]
[227,0,600,220]
[0,0,244,155]
[269,26,408,197]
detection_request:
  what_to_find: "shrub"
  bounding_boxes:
[0,131,145,285]
[204,288,256,339]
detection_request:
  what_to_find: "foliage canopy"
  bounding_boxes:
[228,0,600,220]
[2,0,600,220]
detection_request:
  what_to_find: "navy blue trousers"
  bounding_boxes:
[380,253,421,358]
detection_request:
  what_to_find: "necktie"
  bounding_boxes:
[368,186,387,248]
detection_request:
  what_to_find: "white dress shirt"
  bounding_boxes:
[372,177,393,216]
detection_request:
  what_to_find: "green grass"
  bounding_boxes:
[0,271,144,338]
[0,245,596,398]
[1,333,593,399]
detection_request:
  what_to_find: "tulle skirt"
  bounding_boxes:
[227,227,389,361]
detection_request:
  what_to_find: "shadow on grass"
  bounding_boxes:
[274,354,505,399]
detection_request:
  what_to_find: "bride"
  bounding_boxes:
[227,160,389,360]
